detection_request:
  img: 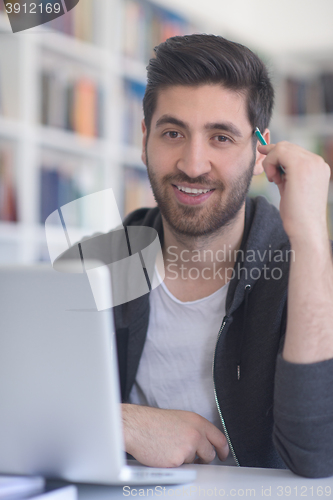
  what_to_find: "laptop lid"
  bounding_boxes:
[0,264,127,484]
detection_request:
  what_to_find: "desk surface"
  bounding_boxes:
[47,464,333,500]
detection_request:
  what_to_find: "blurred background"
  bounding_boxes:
[1,0,333,263]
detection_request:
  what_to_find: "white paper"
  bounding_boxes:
[30,485,77,500]
[0,475,44,500]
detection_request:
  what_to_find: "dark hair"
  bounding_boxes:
[143,34,274,138]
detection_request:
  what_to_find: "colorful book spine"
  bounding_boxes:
[73,79,97,138]
[43,0,95,43]
[40,166,82,225]
[320,73,333,114]
[284,73,333,116]
[0,146,17,222]
[39,161,101,226]
[123,80,145,147]
[122,0,192,62]
[73,0,94,43]
[124,167,156,216]
[40,71,103,138]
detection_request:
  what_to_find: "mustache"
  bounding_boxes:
[162,173,225,190]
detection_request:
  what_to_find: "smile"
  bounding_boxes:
[172,184,215,206]
[175,185,213,196]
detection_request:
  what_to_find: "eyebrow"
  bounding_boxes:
[155,114,243,138]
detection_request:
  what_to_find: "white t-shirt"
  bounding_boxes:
[129,268,236,466]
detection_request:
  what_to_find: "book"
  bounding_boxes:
[0,146,17,222]
[123,80,145,147]
[73,0,94,43]
[73,79,97,138]
[122,0,193,62]
[40,71,103,138]
[39,158,102,226]
[0,475,44,500]
[65,83,75,132]
[284,74,333,116]
[124,167,156,215]
[320,73,333,114]
[40,72,68,129]
[40,167,60,224]
[43,0,95,43]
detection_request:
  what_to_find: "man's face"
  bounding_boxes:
[141,84,265,238]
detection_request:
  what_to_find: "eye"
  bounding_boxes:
[164,131,182,139]
[214,135,230,143]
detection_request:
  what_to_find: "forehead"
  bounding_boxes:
[152,84,250,130]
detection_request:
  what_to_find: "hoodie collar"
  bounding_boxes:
[226,196,289,315]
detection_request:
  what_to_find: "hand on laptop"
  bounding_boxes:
[122,404,229,467]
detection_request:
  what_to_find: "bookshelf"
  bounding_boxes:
[268,52,333,236]
[3,0,330,263]
[0,0,199,263]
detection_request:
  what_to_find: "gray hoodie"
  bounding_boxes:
[113,196,333,478]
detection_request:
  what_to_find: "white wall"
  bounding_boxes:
[153,0,333,55]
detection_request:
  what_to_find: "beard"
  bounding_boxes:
[146,151,256,238]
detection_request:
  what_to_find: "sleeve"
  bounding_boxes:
[273,353,333,478]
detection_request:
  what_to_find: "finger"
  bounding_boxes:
[205,424,230,461]
[257,144,285,183]
[194,453,215,465]
[215,442,230,462]
[259,141,304,170]
[195,441,216,464]
[257,144,276,155]
[263,160,285,185]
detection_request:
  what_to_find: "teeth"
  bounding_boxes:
[176,185,211,194]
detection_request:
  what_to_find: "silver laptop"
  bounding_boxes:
[0,265,196,485]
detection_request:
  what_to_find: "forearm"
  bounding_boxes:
[274,353,333,478]
[121,403,229,467]
[283,235,333,363]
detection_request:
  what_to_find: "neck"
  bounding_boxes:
[160,204,246,301]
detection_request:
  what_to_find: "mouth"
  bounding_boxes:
[172,184,215,205]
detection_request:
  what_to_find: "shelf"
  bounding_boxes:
[0,116,23,140]
[37,30,114,71]
[0,221,46,242]
[0,221,94,264]
[277,113,333,134]
[0,220,97,243]
[121,145,145,169]
[122,56,147,85]
[0,13,114,73]
[0,221,22,241]
[36,126,109,158]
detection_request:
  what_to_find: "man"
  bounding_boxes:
[115,34,333,477]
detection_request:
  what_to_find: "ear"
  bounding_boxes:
[253,128,270,176]
[141,119,147,166]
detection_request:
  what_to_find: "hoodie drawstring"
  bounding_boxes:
[236,284,252,381]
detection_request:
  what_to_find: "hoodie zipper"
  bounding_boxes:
[213,316,240,466]
[236,283,252,381]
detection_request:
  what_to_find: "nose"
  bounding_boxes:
[176,136,211,179]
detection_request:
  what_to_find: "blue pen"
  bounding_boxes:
[255,127,286,175]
